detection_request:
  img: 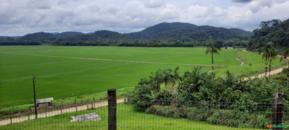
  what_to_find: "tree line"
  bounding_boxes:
[248,19,289,51]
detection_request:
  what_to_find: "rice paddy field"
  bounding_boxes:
[0,46,282,108]
[0,104,263,130]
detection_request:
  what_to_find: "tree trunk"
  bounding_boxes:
[269,59,272,79]
[287,61,289,89]
[211,52,214,70]
[265,60,268,78]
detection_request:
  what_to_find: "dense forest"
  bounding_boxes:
[0,22,251,47]
[248,19,289,50]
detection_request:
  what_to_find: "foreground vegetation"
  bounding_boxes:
[0,104,263,130]
[0,46,282,108]
[131,67,289,128]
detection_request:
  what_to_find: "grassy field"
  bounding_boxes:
[0,46,282,108]
[0,104,263,130]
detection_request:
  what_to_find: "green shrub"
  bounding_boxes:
[246,114,270,128]
[154,90,174,105]
[146,105,182,118]
[207,109,241,127]
[207,109,270,128]
[186,107,210,121]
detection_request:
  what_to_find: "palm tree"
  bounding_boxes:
[280,48,289,67]
[206,37,221,70]
[259,43,277,78]
[280,48,289,88]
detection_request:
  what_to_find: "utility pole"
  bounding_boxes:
[32,76,38,119]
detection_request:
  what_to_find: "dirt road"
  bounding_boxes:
[0,99,124,126]
[243,66,287,81]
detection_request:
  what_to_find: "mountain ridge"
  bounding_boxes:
[0,22,252,46]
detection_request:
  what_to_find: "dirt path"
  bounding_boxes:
[235,50,246,66]
[0,65,287,126]
[243,66,287,81]
[0,98,124,126]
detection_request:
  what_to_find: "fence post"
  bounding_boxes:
[32,76,38,119]
[60,105,63,114]
[74,98,78,112]
[272,93,283,130]
[108,89,117,130]
[10,117,12,124]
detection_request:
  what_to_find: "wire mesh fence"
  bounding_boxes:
[0,90,287,130]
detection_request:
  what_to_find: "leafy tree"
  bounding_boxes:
[206,37,221,70]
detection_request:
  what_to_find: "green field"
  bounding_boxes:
[0,104,263,130]
[0,46,282,108]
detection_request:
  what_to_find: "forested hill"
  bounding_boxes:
[127,22,251,41]
[0,22,252,46]
[248,19,289,50]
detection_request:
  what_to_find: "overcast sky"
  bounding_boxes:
[1,0,289,36]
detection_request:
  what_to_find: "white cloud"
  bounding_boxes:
[0,0,289,36]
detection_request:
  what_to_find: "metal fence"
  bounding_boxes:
[0,90,287,130]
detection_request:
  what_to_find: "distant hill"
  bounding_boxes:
[127,22,252,41]
[0,22,252,46]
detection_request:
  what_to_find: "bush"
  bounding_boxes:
[186,107,210,121]
[154,90,174,106]
[146,105,182,118]
[207,109,270,128]
[246,114,270,128]
[207,109,240,127]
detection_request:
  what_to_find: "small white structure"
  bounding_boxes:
[71,113,101,122]
[36,97,53,107]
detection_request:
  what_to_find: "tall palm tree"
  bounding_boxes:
[259,42,277,78]
[206,37,221,70]
[280,48,289,67]
[280,48,289,88]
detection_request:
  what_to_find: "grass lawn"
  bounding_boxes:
[0,46,282,108]
[0,104,264,130]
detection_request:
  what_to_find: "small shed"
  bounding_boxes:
[36,97,53,107]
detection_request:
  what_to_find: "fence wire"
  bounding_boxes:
[0,98,287,130]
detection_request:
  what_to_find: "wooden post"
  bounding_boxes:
[32,76,38,119]
[60,105,63,114]
[108,89,117,130]
[10,117,12,124]
[75,98,77,112]
[45,107,48,117]
[272,93,283,130]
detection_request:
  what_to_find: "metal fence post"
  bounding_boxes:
[272,93,283,130]
[108,89,117,130]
